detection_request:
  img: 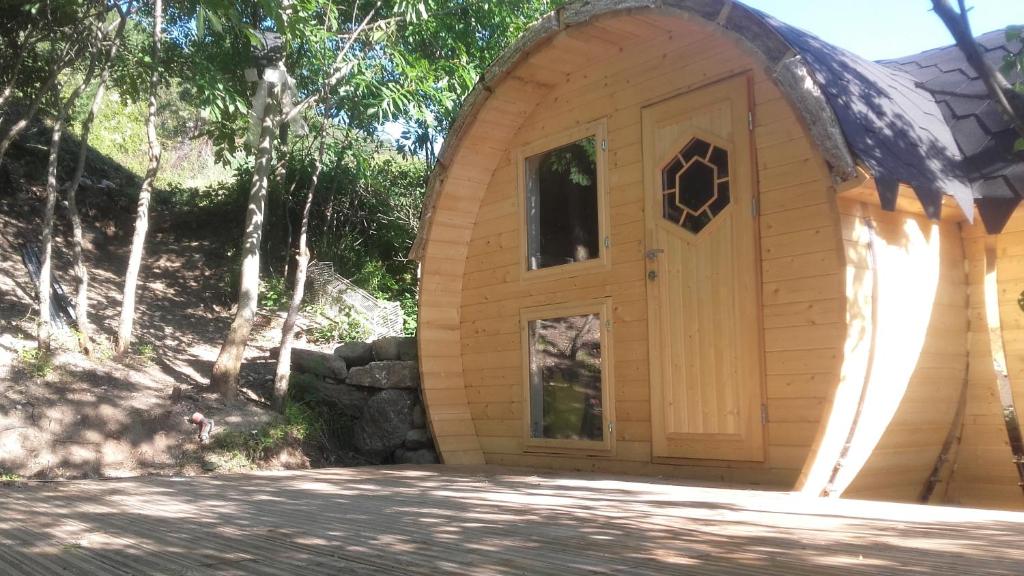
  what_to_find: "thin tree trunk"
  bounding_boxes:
[932,0,1024,138]
[273,134,326,411]
[210,79,278,398]
[67,6,129,356]
[116,0,162,356]
[0,31,35,120]
[0,53,66,167]
[37,64,99,351]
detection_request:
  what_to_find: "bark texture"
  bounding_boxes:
[37,65,98,350]
[272,135,326,411]
[116,0,162,355]
[210,80,278,398]
[68,6,129,356]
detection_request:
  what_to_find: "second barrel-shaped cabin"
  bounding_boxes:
[410,0,1024,510]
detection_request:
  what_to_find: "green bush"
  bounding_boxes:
[18,347,53,378]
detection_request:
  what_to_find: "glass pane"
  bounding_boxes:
[525,137,599,271]
[528,313,603,441]
[660,137,730,235]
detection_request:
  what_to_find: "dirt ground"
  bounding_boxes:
[0,185,297,479]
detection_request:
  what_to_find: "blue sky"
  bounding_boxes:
[743,0,1023,61]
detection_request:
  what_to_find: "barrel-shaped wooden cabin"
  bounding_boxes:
[409,0,1024,510]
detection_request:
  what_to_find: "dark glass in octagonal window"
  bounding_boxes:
[662,156,684,192]
[663,191,683,224]
[681,210,713,234]
[709,146,729,178]
[680,139,711,163]
[676,159,717,213]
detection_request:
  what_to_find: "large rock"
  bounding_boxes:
[393,448,440,465]
[404,428,431,450]
[289,373,370,419]
[354,389,415,461]
[334,342,374,368]
[411,403,426,429]
[346,361,419,390]
[289,348,348,380]
[372,336,417,362]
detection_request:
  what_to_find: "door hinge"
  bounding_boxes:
[761,404,769,425]
[601,139,608,151]
[751,196,759,217]
[748,111,753,131]
[604,236,611,249]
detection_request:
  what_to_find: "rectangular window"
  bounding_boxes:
[522,301,613,453]
[520,121,608,276]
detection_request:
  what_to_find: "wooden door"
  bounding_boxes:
[643,75,765,462]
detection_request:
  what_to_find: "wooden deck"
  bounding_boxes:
[1,466,1023,575]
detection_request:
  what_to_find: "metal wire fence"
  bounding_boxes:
[306,261,404,340]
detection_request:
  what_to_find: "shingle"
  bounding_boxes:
[943,94,988,118]
[921,69,971,93]
[952,116,992,156]
[978,30,1012,51]
[975,100,1013,133]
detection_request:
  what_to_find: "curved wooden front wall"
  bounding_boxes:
[419,11,846,485]
[946,210,1024,510]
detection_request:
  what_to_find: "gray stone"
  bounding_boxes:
[346,361,419,390]
[372,337,417,361]
[354,389,415,461]
[411,403,426,429]
[290,373,370,419]
[334,342,374,367]
[288,348,348,380]
[404,428,431,450]
[393,448,439,465]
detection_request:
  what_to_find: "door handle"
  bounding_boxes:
[645,248,664,261]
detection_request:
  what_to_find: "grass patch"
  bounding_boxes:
[204,401,322,470]
[0,471,21,485]
[18,347,53,378]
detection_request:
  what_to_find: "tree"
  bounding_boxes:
[116,0,163,356]
[272,128,327,411]
[66,2,131,355]
[932,0,1024,148]
[38,14,109,351]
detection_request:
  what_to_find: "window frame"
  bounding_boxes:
[520,299,615,455]
[516,119,610,282]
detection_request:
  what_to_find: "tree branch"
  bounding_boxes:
[932,0,1024,139]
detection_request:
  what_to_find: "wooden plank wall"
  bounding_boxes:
[945,213,1024,509]
[455,13,844,486]
[833,201,968,502]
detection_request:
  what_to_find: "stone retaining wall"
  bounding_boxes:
[288,337,439,465]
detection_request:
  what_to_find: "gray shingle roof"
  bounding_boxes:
[755,11,978,222]
[884,30,1024,232]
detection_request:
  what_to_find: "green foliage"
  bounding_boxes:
[134,342,156,363]
[1003,26,1024,153]
[207,400,321,467]
[0,470,20,484]
[307,304,372,344]
[18,347,53,378]
[259,275,289,310]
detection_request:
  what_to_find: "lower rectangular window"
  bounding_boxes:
[522,301,612,452]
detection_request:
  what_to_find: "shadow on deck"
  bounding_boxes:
[0,465,1022,575]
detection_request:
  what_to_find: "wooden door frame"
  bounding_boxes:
[642,72,767,463]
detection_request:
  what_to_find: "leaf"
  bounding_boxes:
[1015,138,1024,153]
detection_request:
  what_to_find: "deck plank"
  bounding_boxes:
[1,466,1023,575]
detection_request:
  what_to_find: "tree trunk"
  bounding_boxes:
[0,32,34,120]
[273,135,326,411]
[37,66,98,351]
[210,79,278,398]
[932,0,1024,138]
[67,7,129,356]
[115,0,162,356]
[0,52,67,167]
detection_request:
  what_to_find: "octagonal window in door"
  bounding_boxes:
[661,138,730,234]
